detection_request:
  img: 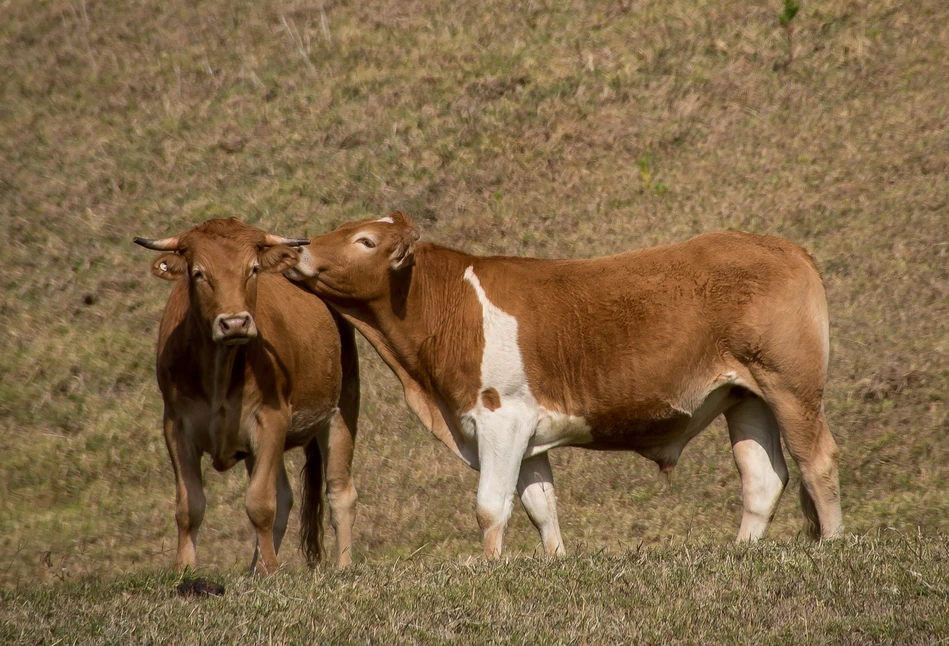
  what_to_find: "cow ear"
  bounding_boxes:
[388,211,420,237]
[259,245,300,273]
[151,253,187,281]
[388,212,419,271]
[389,235,416,271]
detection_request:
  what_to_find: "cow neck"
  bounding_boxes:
[342,244,473,386]
[206,342,242,405]
[184,296,244,405]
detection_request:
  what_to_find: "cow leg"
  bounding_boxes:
[517,453,565,556]
[244,455,261,574]
[163,414,205,571]
[320,412,358,568]
[767,393,843,540]
[475,410,534,559]
[246,455,293,574]
[314,314,361,568]
[273,459,293,554]
[724,397,789,541]
[245,411,287,575]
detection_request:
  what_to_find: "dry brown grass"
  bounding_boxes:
[2,0,948,600]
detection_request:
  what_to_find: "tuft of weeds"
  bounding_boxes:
[777,0,801,69]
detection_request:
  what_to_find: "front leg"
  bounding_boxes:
[163,413,206,571]
[245,455,293,575]
[517,453,566,557]
[475,406,535,559]
[245,408,289,575]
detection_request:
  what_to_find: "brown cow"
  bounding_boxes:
[285,212,843,559]
[134,218,360,574]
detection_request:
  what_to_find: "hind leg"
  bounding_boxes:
[273,459,293,554]
[517,453,565,556]
[319,412,358,567]
[322,319,360,567]
[725,397,789,541]
[767,392,843,539]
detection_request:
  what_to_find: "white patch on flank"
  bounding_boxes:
[375,216,395,224]
[460,267,591,457]
[463,267,532,407]
[461,266,589,547]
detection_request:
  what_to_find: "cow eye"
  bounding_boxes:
[251,265,260,276]
[359,238,376,249]
[192,269,204,280]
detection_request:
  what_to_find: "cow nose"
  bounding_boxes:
[212,312,258,344]
[219,314,249,333]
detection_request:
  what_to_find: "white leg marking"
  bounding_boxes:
[476,407,534,558]
[725,398,789,541]
[517,453,565,556]
[464,266,550,557]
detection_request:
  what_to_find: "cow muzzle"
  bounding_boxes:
[284,246,317,280]
[212,312,258,345]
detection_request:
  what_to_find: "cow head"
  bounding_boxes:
[285,211,420,303]
[134,218,308,345]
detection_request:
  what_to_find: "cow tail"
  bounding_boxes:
[300,438,325,567]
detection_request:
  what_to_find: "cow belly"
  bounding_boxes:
[458,385,742,469]
[525,408,595,457]
[584,385,744,467]
[285,407,336,449]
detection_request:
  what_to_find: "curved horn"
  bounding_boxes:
[263,234,310,247]
[133,235,181,251]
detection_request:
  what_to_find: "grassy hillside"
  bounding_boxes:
[1,0,947,611]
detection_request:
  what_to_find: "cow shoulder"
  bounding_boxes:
[252,274,342,411]
[410,248,484,413]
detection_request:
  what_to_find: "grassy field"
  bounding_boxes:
[4,537,949,644]
[1,0,948,640]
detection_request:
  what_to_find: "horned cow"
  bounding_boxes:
[135,217,360,573]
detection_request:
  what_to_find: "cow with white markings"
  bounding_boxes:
[286,212,843,558]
